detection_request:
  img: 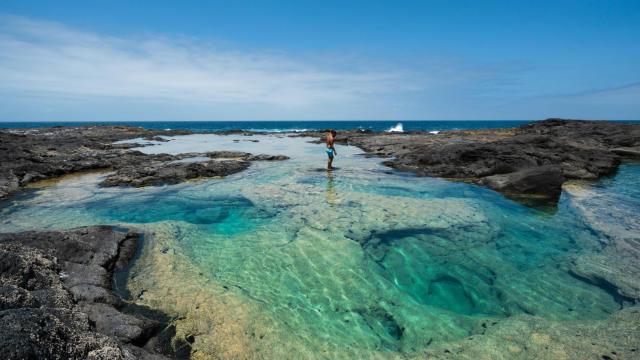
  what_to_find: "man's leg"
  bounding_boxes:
[327,155,333,170]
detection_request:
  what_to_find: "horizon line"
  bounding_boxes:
[1,118,639,123]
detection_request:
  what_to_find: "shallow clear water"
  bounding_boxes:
[0,135,637,358]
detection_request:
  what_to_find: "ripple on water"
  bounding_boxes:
[83,192,275,235]
[0,135,636,359]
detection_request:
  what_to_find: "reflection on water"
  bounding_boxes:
[0,135,637,359]
[325,170,338,206]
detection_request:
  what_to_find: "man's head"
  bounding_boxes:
[330,129,337,137]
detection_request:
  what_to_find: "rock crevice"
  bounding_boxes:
[0,226,188,360]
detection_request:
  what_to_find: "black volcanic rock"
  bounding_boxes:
[100,160,251,187]
[0,226,184,360]
[311,119,640,204]
[0,126,191,198]
[0,126,290,197]
[477,165,566,201]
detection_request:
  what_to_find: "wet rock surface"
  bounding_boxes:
[0,226,187,360]
[563,181,640,302]
[419,306,640,360]
[299,119,640,204]
[0,126,289,197]
[0,126,190,198]
[100,151,288,188]
[101,160,251,187]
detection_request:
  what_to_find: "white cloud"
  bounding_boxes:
[4,15,635,120]
[0,15,425,110]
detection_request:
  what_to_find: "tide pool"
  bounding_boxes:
[0,134,636,359]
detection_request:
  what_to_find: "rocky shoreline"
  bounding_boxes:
[299,118,640,204]
[0,226,190,359]
[0,126,288,198]
[2,119,639,204]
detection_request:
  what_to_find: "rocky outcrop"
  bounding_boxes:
[101,160,251,187]
[0,226,188,360]
[300,119,640,204]
[100,151,289,188]
[0,127,289,197]
[0,126,190,198]
[477,165,566,201]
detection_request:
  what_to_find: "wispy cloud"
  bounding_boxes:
[2,15,637,120]
[0,15,424,110]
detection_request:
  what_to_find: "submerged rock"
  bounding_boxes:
[564,183,640,301]
[420,306,640,360]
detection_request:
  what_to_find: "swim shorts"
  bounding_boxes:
[326,148,334,158]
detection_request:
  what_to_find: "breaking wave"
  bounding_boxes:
[386,122,404,133]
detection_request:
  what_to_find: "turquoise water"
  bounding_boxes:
[0,134,637,358]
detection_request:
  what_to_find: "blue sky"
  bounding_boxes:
[0,0,638,121]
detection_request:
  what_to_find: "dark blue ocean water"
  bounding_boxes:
[2,120,638,132]
[0,120,528,132]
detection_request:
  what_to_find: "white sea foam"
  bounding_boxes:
[247,128,310,133]
[429,130,440,135]
[386,122,404,133]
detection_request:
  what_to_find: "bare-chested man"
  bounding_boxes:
[326,129,337,170]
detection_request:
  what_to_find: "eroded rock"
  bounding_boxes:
[300,119,639,205]
[100,160,251,187]
[0,226,180,359]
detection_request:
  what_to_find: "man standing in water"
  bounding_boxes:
[326,129,338,170]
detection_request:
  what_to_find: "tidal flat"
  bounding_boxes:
[1,122,639,359]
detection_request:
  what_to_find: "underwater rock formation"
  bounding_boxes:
[419,306,640,360]
[564,183,640,301]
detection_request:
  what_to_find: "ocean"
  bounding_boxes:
[2,120,639,133]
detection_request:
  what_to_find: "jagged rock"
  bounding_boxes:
[0,171,19,199]
[0,126,291,197]
[300,119,639,205]
[100,160,251,187]
[0,226,182,359]
[69,284,121,305]
[0,285,37,310]
[0,307,123,360]
[246,154,290,161]
[77,302,162,344]
[477,165,565,201]
[0,126,193,199]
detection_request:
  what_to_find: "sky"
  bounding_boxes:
[0,0,638,121]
